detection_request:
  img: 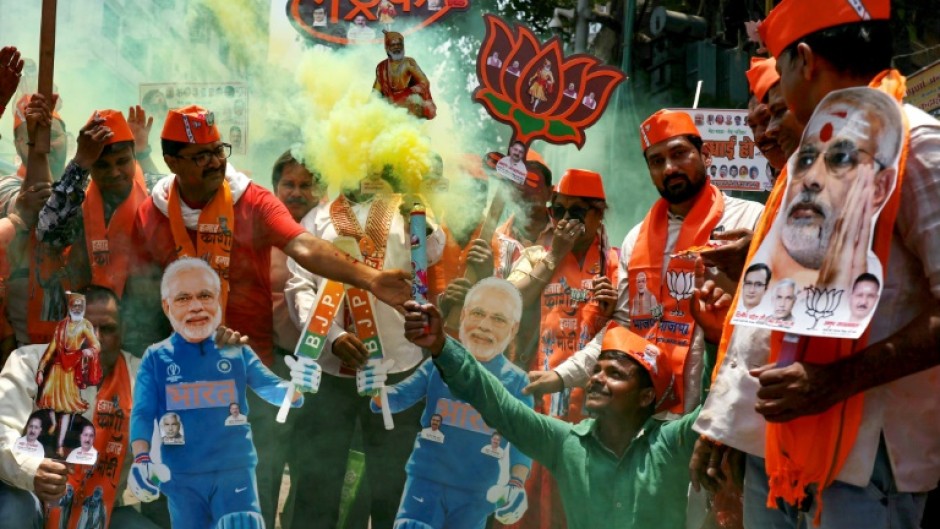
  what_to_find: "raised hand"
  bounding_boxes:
[0,46,24,109]
[127,105,153,154]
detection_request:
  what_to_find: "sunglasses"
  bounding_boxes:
[550,204,590,222]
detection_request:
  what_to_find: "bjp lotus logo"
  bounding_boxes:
[474,14,627,148]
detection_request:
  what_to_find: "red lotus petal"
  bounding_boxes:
[478,15,516,99]
[551,55,597,120]
[565,67,626,128]
[515,37,566,118]
[502,27,541,104]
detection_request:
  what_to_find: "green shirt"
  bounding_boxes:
[434,337,700,529]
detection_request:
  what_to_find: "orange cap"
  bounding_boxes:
[601,325,678,413]
[86,109,134,146]
[639,109,700,151]
[161,105,220,144]
[13,94,63,131]
[759,0,890,58]
[746,57,779,103]
[556,168,605,200]
[525,148,545,164]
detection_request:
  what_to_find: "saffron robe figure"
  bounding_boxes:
[373,31,437,120]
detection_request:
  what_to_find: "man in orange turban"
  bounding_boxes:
[373,31,437,119]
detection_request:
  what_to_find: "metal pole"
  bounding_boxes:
[574,0,591,53]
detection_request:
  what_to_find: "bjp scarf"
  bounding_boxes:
[709,70,909,523]
[167,179,235,319]
[82,164,148,297]
[45,354,133,529]
[628,182,724,413]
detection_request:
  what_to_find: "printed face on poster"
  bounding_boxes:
[680,108,772,192]
[730,87,902,338]
[139,82,249,155]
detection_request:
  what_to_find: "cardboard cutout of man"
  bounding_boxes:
[128,258,322,529]
[366,278,534,528]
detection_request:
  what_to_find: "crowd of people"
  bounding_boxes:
[0,0,937,528]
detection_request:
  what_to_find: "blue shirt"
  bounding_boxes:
[374,354,533,494]
[130,333,295,474]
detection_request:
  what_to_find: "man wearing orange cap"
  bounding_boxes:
[373,31,436,119]
[1,98,138,350]
[534,111,762,417]
[505,167,621,529]
[124,105,411,366]
[35,107,156,298]
[401,300,704,529]
[692,1,940,526]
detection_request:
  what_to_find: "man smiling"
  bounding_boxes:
[404,302,700,529]
[367,278,533,529]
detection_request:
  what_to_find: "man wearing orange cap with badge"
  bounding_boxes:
[692,1,940,527]
[124,105,411,365]
[401,299,705,529]
[532,112,762,417]
[505,167,622,529]
[35,107,156,298]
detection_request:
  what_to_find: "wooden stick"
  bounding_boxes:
[32,0,57,153]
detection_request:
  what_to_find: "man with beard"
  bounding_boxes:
[372,31,436,119]
[770,88,899,288]
[694,2,940,526]
[367,278,533,529]
[128,258,322,529]
[403,303,701,529]
[532,111,762,416]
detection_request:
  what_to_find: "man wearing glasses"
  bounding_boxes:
[740,263,771,313]
[123,105,412,370]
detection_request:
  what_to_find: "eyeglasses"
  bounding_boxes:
[743,280,767,289]
[793,143,882,179]
[550,204,590,222]
[174,143,232,168]
[172,291,217,308]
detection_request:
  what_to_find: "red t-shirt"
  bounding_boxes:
[133,183,306,365]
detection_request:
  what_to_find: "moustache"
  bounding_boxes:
[786,196,826,219]
[286,197,310,206]
[586,381,609,397]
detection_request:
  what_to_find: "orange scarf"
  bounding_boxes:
[82,164,148,298]
[628,183,724,413]
[536,236,618,422]
[710,70,909,522]
[167,179,235,319]
[45,354,133,529]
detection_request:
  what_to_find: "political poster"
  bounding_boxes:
[678,108,772,192]
[730,87,901,338]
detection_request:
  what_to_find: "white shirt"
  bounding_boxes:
[695,105,940,492]
[0,346,139,495]
[553,193,764,415]
[285,196,445,376]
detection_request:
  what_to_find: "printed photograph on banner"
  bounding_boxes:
[160,412,185,445]
[495,140,528,185]
[681,108,771,192]
[13,410,52,459]
[139,82,249,155]
[64,421,99,465]
[224,402,248,426]
[287,0,470,47]
[730,87,902,338]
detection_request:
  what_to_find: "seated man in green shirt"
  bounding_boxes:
[402,301,701,529]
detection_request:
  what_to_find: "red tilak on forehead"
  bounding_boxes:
[820,122,834,142]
